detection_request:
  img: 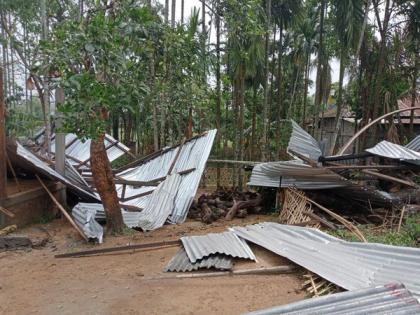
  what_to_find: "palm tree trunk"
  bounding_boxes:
[41,0,51,153]
[330,48,346,155]
[215,1,222,188]
[261,0,271,162]
[276,24,283,155]
[181,0,184,24]
[313,0,325,139]
[237,61,245,190]
[165,0,169,23]
[302,52,310,124]
[171,0,176,28]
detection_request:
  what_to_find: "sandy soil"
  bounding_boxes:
[0,215,306,315]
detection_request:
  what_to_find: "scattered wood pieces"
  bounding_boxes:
[225,195,262,221]
[0,235,32,250]
[0,224,17,236]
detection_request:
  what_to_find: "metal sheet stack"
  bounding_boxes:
[164,231,256,272]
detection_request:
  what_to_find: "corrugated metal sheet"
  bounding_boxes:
[287,120,322,161]
[74,203,142,228]
[244,283,420,315]
[366,140,420,164]
[164,248,233,272]
[64,160,93,193]
[406,135,420,152]
[232,223,420,300]
[50,133,129,168]
[248,160,349,190]
[13,142,98,200]
[72,203,103,243]
[136,174,182,231]
[181,231,256,263]
[117,130,217,224]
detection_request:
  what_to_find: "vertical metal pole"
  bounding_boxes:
[55,87,66,205]
[0,65,7,201]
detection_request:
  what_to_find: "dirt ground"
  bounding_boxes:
[0,215,306,315]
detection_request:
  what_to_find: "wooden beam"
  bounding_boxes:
[167,138,186,175]
[35,175,88,242]
[55,239,180,258]
[324,164,407,170]
[288,149,318,167]
[7,156,22,192]
[0,206,15,218]
[362,169,418,188]
[0,66,6,199]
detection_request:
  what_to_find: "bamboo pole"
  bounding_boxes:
[35,174,88,242]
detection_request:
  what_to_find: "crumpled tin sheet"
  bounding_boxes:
[116,129,217,224]
[51,133,129,168]
[287,120,322,161]
[244,282,420,315]
[248,160,349,190]
[406,135,420,152]
[164,248,233,272]
[14,142,98,200]
[366,140,420,164]
[136,174,182,231]
[181,231,256,263]
[72,203,103,243]
[232,223,420,300]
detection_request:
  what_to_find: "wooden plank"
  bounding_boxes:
[288,149,318,167]
[362,169,418,188]
[0,206,15,218]
[36,175,88,242]
[167,138,186,175]
[55,239,180,258]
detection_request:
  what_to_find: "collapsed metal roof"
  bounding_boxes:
[366,140,420,165]
[115,129,217,225]
[164,248,233,272]
[232,222,420,300]
[181,231,256,263]
[50,133,130,169]
[248,160,349,190]
[8,141,98,200]
[287,120,322,161]
[245,283,420,315]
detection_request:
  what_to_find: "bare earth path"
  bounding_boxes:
[0,215,305,315]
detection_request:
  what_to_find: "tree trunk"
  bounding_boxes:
[171,0,176,28]
[0,66,6,199]
[164,0,169,23]
[251,87,257,160]
[313,0,325,139]
[41,0,51,153]
[90,133,124,234]
[261,0,271,162]
[302,52,310,124]
[409,54,417,137]
[276,24,283,155]
[181,0,184,24]
[215,1,222,188]
[330,48,346,155]
[237,61,245,190]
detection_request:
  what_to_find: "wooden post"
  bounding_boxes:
[0,66,7,200]
[55,87,67,205]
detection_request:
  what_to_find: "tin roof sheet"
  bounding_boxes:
[72,203,103,243]
[245,283,420,315]
[181,231,256,263]
[232,222,420,300]
[287,120,322,161]
[164,248,233,272]
[406,135,420,152]
[366,140,420,164]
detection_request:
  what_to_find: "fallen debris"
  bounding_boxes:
[55,239,180,258]
[232,222,420,300]
[153,265,296,280]
[0,224,17,236]
[245,282,420,315]
[0,235,32,250]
